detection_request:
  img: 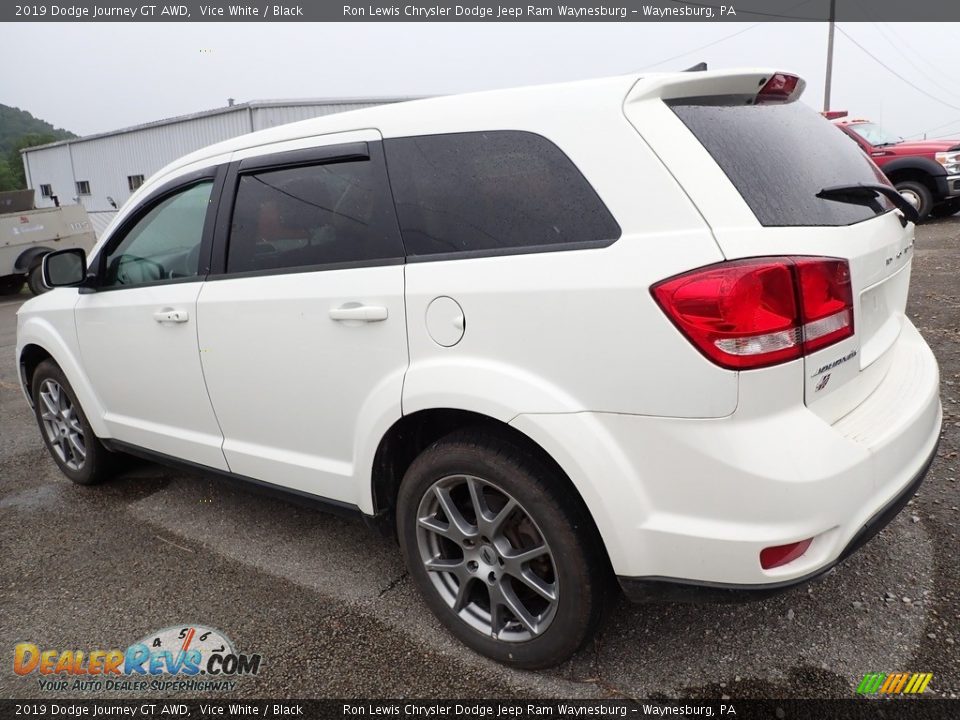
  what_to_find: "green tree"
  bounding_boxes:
[0,104,75,191]
[2,133,61,190]
[0,157,19,192]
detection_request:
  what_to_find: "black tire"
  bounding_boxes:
[894,180,934,222]
[930,198,960,219]
[27,264,49,295]
[0,276,25,296]
[397,428,606,669]
[31,359,112,485]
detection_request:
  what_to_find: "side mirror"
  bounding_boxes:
[42,248,87,288]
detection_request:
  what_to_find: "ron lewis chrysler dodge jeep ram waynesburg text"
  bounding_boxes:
[17,69,942,669]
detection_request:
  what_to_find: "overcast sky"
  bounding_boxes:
[2,22,958,141]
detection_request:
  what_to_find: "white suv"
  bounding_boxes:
[17,69,942,669]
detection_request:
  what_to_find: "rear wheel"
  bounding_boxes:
[0,276,25,296]
[397,429,606,669]
[31,360,112,485]
[27,264,49,295]
[895,180,934,222]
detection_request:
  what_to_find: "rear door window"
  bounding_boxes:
[384,131,620,258]
[669,101,893,227]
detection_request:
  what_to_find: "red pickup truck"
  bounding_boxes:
[830,114,960,222]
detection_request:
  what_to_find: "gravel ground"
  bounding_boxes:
[0,218,957,700]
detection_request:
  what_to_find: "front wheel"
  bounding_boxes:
[895,180,934,223]
[27,264,49,295]
[397,429,606,669]
[31,360,112,485]
[930,198,960,219]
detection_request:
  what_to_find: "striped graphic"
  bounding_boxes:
[856,672,933,695]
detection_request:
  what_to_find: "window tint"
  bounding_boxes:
[669,101,893,227]
[102,181,212,288]
[227,158,402,274]
[384,131,620,257]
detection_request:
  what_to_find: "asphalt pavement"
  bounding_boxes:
[1,219,958,700]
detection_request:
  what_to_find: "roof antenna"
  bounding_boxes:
[684,62,708,72]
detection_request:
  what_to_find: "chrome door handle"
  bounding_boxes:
[329,304,389,322]
[153,308,189,324]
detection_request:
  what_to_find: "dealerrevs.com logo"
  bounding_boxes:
[14,625,262,693]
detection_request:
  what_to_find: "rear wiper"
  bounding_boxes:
[817,183,919,226]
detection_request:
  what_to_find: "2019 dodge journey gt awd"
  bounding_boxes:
[17,68,942,668]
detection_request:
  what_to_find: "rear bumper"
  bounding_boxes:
[618,433,938,603]
[511,319,942,591]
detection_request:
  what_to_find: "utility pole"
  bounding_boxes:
[823,0,837,111]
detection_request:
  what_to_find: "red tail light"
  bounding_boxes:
[652,257,854,370]
[757,73,801,104]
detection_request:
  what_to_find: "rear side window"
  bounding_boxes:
[384,131,620,258]
[669,101,893,227]
[227,157,403,274]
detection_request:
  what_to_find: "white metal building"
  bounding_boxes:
[20,98,410,236]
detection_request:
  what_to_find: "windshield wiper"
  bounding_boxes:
[817,183,919,226]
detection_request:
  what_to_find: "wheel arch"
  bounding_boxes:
[369,408,612,571]
[14,246,54,273]
[883,158,943,194]
[17,321,109,438]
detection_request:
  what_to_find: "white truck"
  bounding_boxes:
[0,190,97,296]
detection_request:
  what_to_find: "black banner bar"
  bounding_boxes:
[4,0,960,23]
[0,699,958,720]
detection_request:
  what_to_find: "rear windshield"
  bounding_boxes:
[669,100,894,227]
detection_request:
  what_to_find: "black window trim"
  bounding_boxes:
[84,165,227,293]
[207,140,406,279]
[403,237,618,264]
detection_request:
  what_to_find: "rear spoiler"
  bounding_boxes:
[626,68,806,106]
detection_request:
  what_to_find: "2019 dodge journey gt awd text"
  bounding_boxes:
[17,69,942,668]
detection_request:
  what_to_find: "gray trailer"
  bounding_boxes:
[0,191,97,296]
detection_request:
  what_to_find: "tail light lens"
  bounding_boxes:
[757,73,801,103]
[652,257,854,370]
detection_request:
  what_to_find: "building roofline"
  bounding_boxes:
[20,96,422,154]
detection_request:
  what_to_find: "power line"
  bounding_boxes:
[641,24,761,70]
[852,4,960,104]
[905,117,960,140]
[641,0,817,71]
[836,25,960,114]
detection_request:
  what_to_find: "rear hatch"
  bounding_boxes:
[624,69,915,420]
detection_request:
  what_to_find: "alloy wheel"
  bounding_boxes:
[416,474,558,642]
[38,379,86,471]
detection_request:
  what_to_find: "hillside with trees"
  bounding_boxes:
[0,104,76,192]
